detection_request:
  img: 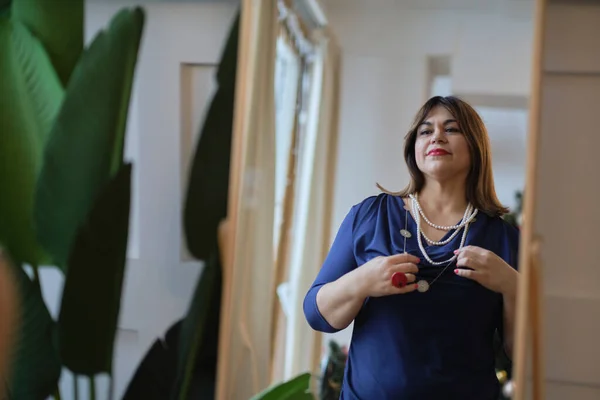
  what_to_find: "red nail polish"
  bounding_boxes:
[454,269,459,274]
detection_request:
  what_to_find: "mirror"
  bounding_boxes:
[294,1,532,399]
[222,0,533,398]
[217,0,600,399]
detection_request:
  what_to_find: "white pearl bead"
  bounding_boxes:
[409,194,478,266]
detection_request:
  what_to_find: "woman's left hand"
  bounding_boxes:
[453,246,518,296]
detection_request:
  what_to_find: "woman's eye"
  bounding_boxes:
[446,128,460,133]
[420,130,431,135]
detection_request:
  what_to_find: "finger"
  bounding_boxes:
[388,252,420,264]
[455,245,484,255]
[455,246,488,261]
[454,268,482,282]
[396,282,419,294]
[456,248,491,271]
[405,273,416,283]
[391,262,419,274]
[456,255,477,269]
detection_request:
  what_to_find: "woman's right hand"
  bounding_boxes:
[353,253,420,298]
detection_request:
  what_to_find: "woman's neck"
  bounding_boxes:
[417,181,468,215]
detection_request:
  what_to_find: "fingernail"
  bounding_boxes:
[453,250,459,254]
[454,269,459,274]
[414,283,419,289]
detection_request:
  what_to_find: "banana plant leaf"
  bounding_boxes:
[172,9,239,399]
[8,263,61,399]
[0,0,10,16]
[249,373,315,400]
[34,7,144,271]
[122,321,182,400]
[0,16,64,267]
[58,163,132,375]
[183,10,239,261]
[11,0,83,87]
[172,248,221,400]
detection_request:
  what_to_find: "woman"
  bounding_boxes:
[303,96,520,399]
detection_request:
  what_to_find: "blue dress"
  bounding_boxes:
[303,193,519,399]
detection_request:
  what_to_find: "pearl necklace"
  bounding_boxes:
[409,194,478,266]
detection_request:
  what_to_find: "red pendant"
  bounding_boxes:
[391,272,407,288]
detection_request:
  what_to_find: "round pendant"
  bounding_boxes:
[391,272,407,288]
[417,280,430,293]
[400,229,412,238]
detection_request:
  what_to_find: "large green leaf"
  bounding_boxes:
[183,11,239,261]
[0,17,64,266]
[12,0,83,87]
[58,163,131,375]
[249,373,315,400]
[8,263,61,399]
[0,0,10,16]
[172,249,220,400]
[34,7,144,270]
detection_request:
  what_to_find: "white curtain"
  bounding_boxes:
[283,32,342,379]
[215,2,279,399]
[273,37,301,256]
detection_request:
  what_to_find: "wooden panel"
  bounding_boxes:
[537,74,600,296]
[544,3,600,73]
[543,295,600,385]
[216,1,279,399]
[545,381,600,400]
[534,36,600,395]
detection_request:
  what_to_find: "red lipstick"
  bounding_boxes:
[427,148,450,156]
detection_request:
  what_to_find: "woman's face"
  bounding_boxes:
[414,105,471,182]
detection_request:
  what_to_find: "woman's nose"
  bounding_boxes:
[430,128,447,143]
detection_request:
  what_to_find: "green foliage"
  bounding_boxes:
[503,190,523,228]
[319,341,347,400]
[0,0,11,16]
[0,0,145,396]
[8,265,61,399]
[171,249,220,400]
[58,164,132,375]
[34,7,144,271]
[11,0,83,87]
[183,11,239,261]
[250,373,315,400]
[0,15,64,267]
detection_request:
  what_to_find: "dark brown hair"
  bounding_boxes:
[378,96,508,217]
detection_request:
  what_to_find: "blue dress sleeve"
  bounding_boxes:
[303,205,359,333]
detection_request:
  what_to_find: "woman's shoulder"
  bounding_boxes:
[483,214,521,251]
[487,214,520,237]
[347,192,404,228]
[351,192,403,216]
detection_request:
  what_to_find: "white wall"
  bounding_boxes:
[321,0,533,346]
[39,2,238,399]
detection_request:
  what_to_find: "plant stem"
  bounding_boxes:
[52,386,62,400]
[109,375,114,400]
[89,377,96,400]
[31,264,42,293]
[74,375,79,400]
